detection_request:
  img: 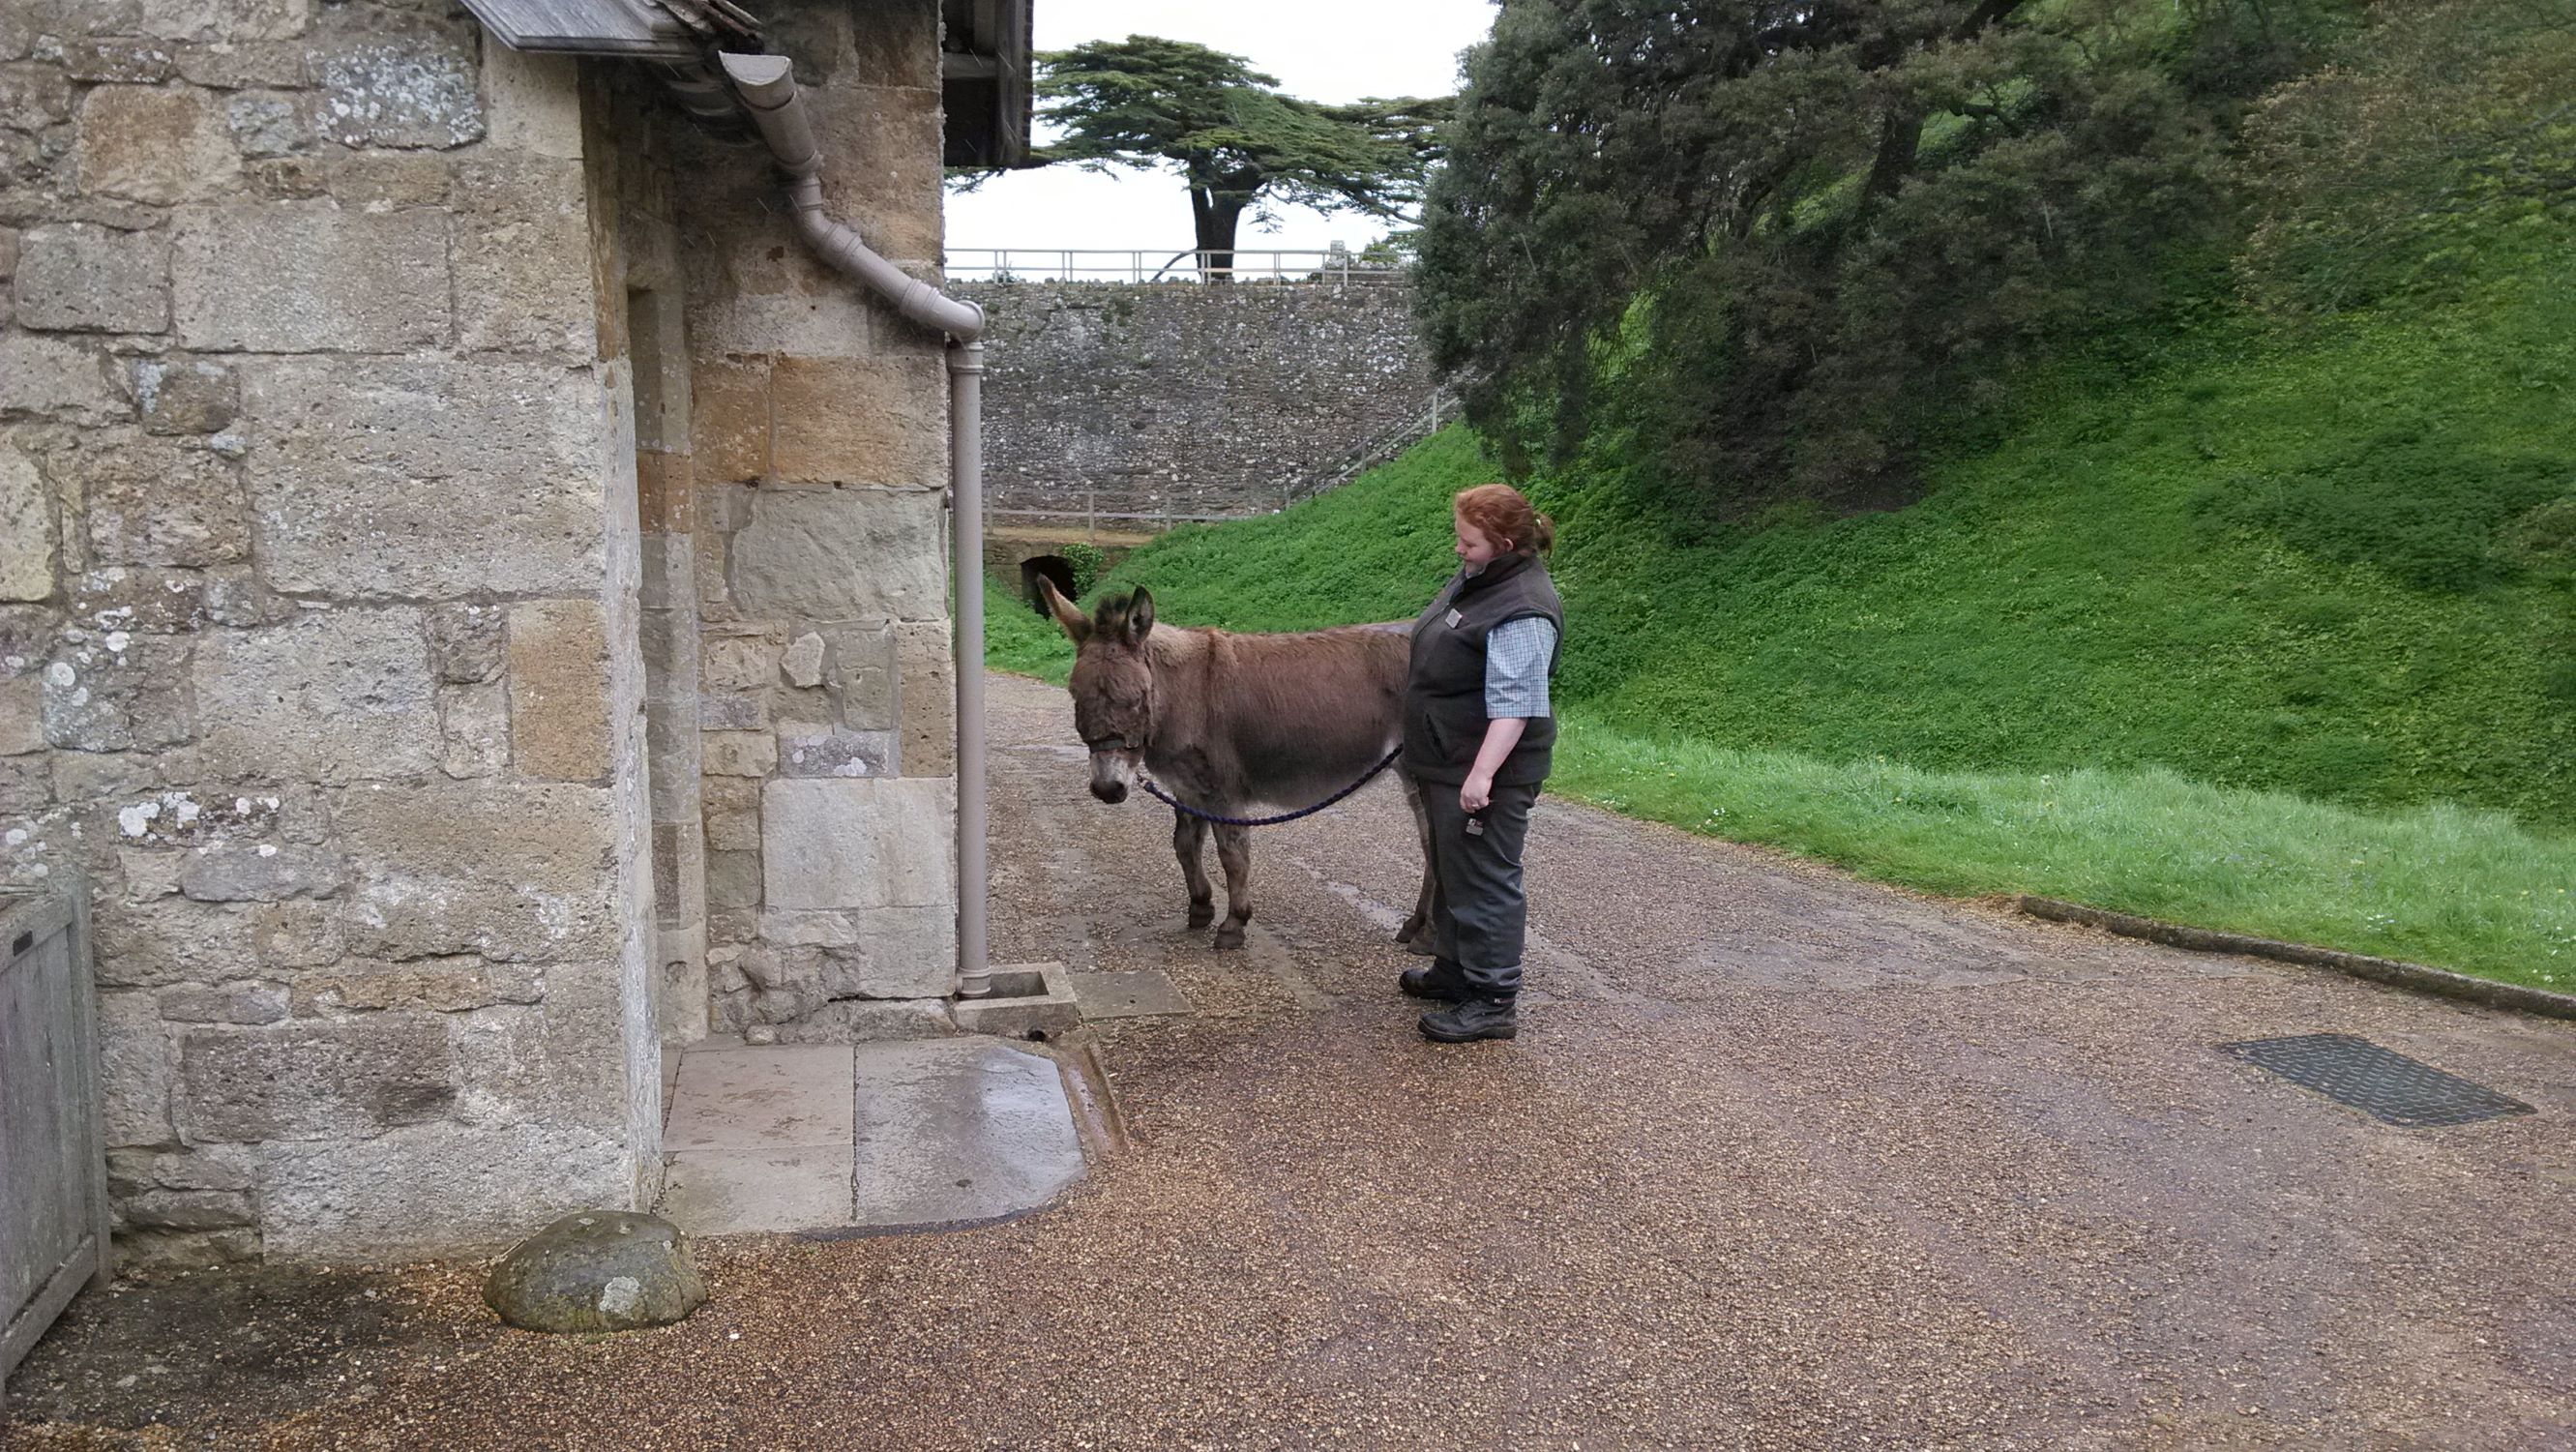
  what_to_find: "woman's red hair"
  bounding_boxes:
[1454,483,1556,555]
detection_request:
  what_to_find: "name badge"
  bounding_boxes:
[1443,608,1464,629]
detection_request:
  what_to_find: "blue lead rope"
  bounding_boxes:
[1137,746,1405,827]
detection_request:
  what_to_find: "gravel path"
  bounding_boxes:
[13,670,2575,1450]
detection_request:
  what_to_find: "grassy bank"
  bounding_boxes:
[983,258,2575,990]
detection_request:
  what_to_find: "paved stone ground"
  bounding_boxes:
[11,671,2575,1450]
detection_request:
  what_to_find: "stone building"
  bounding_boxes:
[0,0,1029,1262]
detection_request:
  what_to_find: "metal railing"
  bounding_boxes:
[946,248,1409,284]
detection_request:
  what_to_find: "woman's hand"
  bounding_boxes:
[1460,774,1494,815]
[1461,718,1528,815]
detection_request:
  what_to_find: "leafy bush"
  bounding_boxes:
[1059,541,1107,598]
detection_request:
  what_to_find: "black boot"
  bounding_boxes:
[1398,957,1471,1002]
[1418,996,1517,1043]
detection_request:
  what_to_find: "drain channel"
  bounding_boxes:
[2219,1033,2535,1128]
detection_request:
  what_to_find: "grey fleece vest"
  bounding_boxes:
[1403,550,1565,787]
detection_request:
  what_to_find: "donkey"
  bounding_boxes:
[1040,579,1436,952]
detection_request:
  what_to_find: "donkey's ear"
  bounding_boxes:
[1038,577,1089,642]
[1125,587,1155,643]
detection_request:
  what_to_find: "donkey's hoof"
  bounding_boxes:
[1397,933,1438,959]
[1187,901,1216,929]
[1211,925,1247,951]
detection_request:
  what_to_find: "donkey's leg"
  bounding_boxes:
[1396,775,1437,956]
[1211,821,1254,950]
[1172,809,1216,929]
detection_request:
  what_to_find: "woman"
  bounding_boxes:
[1399,482,1564,1044]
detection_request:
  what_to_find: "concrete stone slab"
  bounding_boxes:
[851,1040,1084,1229]
[659,1147,854,1238]
[663,1045,852,1152]
[1068,970,1193,1021]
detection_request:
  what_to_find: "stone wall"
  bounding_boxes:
[954,279,1434,521]
[663,3,962,1045]
[0,1,655,1262]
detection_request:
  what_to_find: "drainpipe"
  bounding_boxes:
[717,52,996,998]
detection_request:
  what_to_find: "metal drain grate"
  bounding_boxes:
[2219,1033,2535,1128]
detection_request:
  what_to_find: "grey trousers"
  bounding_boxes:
[1418,777,1539,1000]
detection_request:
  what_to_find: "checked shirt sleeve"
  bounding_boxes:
[1483,616,1558,719]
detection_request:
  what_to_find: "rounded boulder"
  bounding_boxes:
[482,1210,708,1333]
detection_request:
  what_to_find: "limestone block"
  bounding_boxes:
[447,965,626,1127]
[250,898,341,967]
[71,566,210,634]
[679,240,875,361]
[698,631,778,692]
[91,892,250,989]
[696,693,765,731]
[729,487,947,622]
[454,155,591,355]
[243,154,324,199]
[777,722,893,779]
[139,0,311,44]
[223,88,309,157]
[508,598,611,783]
[642,701,699,820]
[438,679,507,779]
[816,904,955,999]
[174,202,446,351]
[809,84,942,263]
[782,632,824,687]
[322,150,449,208]
[44,635,192,752]
[894,619,954,776]
[755,909,856,947]
[704,848,759,908]
[261,1119,631,1259]
[700,775,757,852]
[242,358,606,597]
[335,779,621,962]
[0,675,42,755]
[818,619,897,730]
[0,435,54,601]
[193,608,439,783]
[0,755,55,815]
[688,358,770,483]
[480,44,580,158]
[768,356,946,488]
[123,1188,256,1230]
[134,355,237,434]
[426,602,505,683]
[79,432,249,567]
[173,42,308,90]
[99,784,296,845]
[156,979,288,1023]
[761,777,955,911]
[769,997,952,1045]
[0,334,127,423]
[178,1017,456,1141]
[98,990,174,1145]
[119,846,186,901]
[52,751,203,807]
[178,840,341,901]
[290,956,543,1016]
[14,223,169,333]
[306,28,481,149]
[700,730,775,778]
[77,84,238,204]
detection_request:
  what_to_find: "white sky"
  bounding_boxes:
[943,0,1497,275]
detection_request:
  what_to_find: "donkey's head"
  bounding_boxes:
[1043,579,1158,804]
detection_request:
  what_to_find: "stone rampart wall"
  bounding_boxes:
[954,280,1434,521]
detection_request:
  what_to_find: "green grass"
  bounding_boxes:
[984,258,2576,989]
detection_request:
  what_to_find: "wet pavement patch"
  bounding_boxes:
[1068,969,1194,1020]
[2219,1034,2537,1128]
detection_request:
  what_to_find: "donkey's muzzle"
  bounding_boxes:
[1090,781,1128,805]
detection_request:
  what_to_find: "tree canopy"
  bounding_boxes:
[1031,36,1451,274]
[1414,0,2350,508]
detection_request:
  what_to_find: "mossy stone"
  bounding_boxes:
[482,1211,707,1333]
